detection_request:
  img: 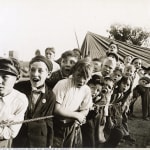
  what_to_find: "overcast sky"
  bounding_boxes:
[0,0,150,61]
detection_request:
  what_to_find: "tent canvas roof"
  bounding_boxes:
[81,32,150,67]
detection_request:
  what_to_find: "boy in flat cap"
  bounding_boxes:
[13,55,56,148]
[0,57,28,148]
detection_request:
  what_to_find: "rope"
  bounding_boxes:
[0,103,121,127]
[0,115,54,127]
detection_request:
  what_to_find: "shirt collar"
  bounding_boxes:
[32,85,45,94]
[1,89,15,104]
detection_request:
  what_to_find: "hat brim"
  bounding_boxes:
[0,69,17,76]
[140,77,150,83]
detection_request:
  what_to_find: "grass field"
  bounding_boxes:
[118,98,150,148]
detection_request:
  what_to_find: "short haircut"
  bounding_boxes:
[124,64,136,72]
[72,58,93,79]
[45,47,55,54]
[107,52,119,62]
[104,76,114,83]
[102,57,117,68]
[108,41,119,50]
[61,50,79,60]
[113,67,123,74]
[29,55,53,71]
[87,74,103,85]
[131,57,141,64]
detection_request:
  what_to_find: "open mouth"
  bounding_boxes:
[65,68,71,72]
[101,88,108,94]
[76,83,83,88]
[32,78,40,82]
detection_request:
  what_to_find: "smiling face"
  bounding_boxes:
[101,58,116,77]
[0,72,17,97]
[124,65,135,78]
[29,61,50,88]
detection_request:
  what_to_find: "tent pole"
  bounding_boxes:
[74,30,80,49]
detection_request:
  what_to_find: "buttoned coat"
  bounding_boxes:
[13,80,56,148]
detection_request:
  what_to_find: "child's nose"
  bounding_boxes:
[33,70,39,76]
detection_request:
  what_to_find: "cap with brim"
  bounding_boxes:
[29,55,53,71]
[139,76,150,83]
[0,57,19,76]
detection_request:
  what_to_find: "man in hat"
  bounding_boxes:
[0,57,28,148]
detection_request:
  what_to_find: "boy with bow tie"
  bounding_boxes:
[13,55,56,148]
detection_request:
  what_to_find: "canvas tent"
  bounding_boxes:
[81,32,150,67]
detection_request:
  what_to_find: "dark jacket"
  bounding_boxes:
[13,80,56,148]
[46,70,64,89]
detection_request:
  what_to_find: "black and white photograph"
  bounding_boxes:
[0,0,150,148]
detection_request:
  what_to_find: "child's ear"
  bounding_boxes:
[47,71,52,78]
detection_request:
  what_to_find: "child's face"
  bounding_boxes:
[101,60,116,77]
[93,61,101,72]
[124,67,135,78]
[29,61,50,88]
[101,80,114,95]
[61,56,78,77]
[73,69,91,88]
[89,83,102,98]
[108,44,118,53]
[133,59,141,70]
[111,70,122,82]
[45,50,55,61]
[124,56,132,64]
[0,73,17,97]
[120,80,131,93]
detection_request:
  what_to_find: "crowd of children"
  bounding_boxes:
[0,43,150,148]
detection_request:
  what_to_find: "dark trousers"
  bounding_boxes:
[103,127,123,148]
[53,119,82,148]
[129,97,139,115]
[142,96,150,118]
[82,119,123,148]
